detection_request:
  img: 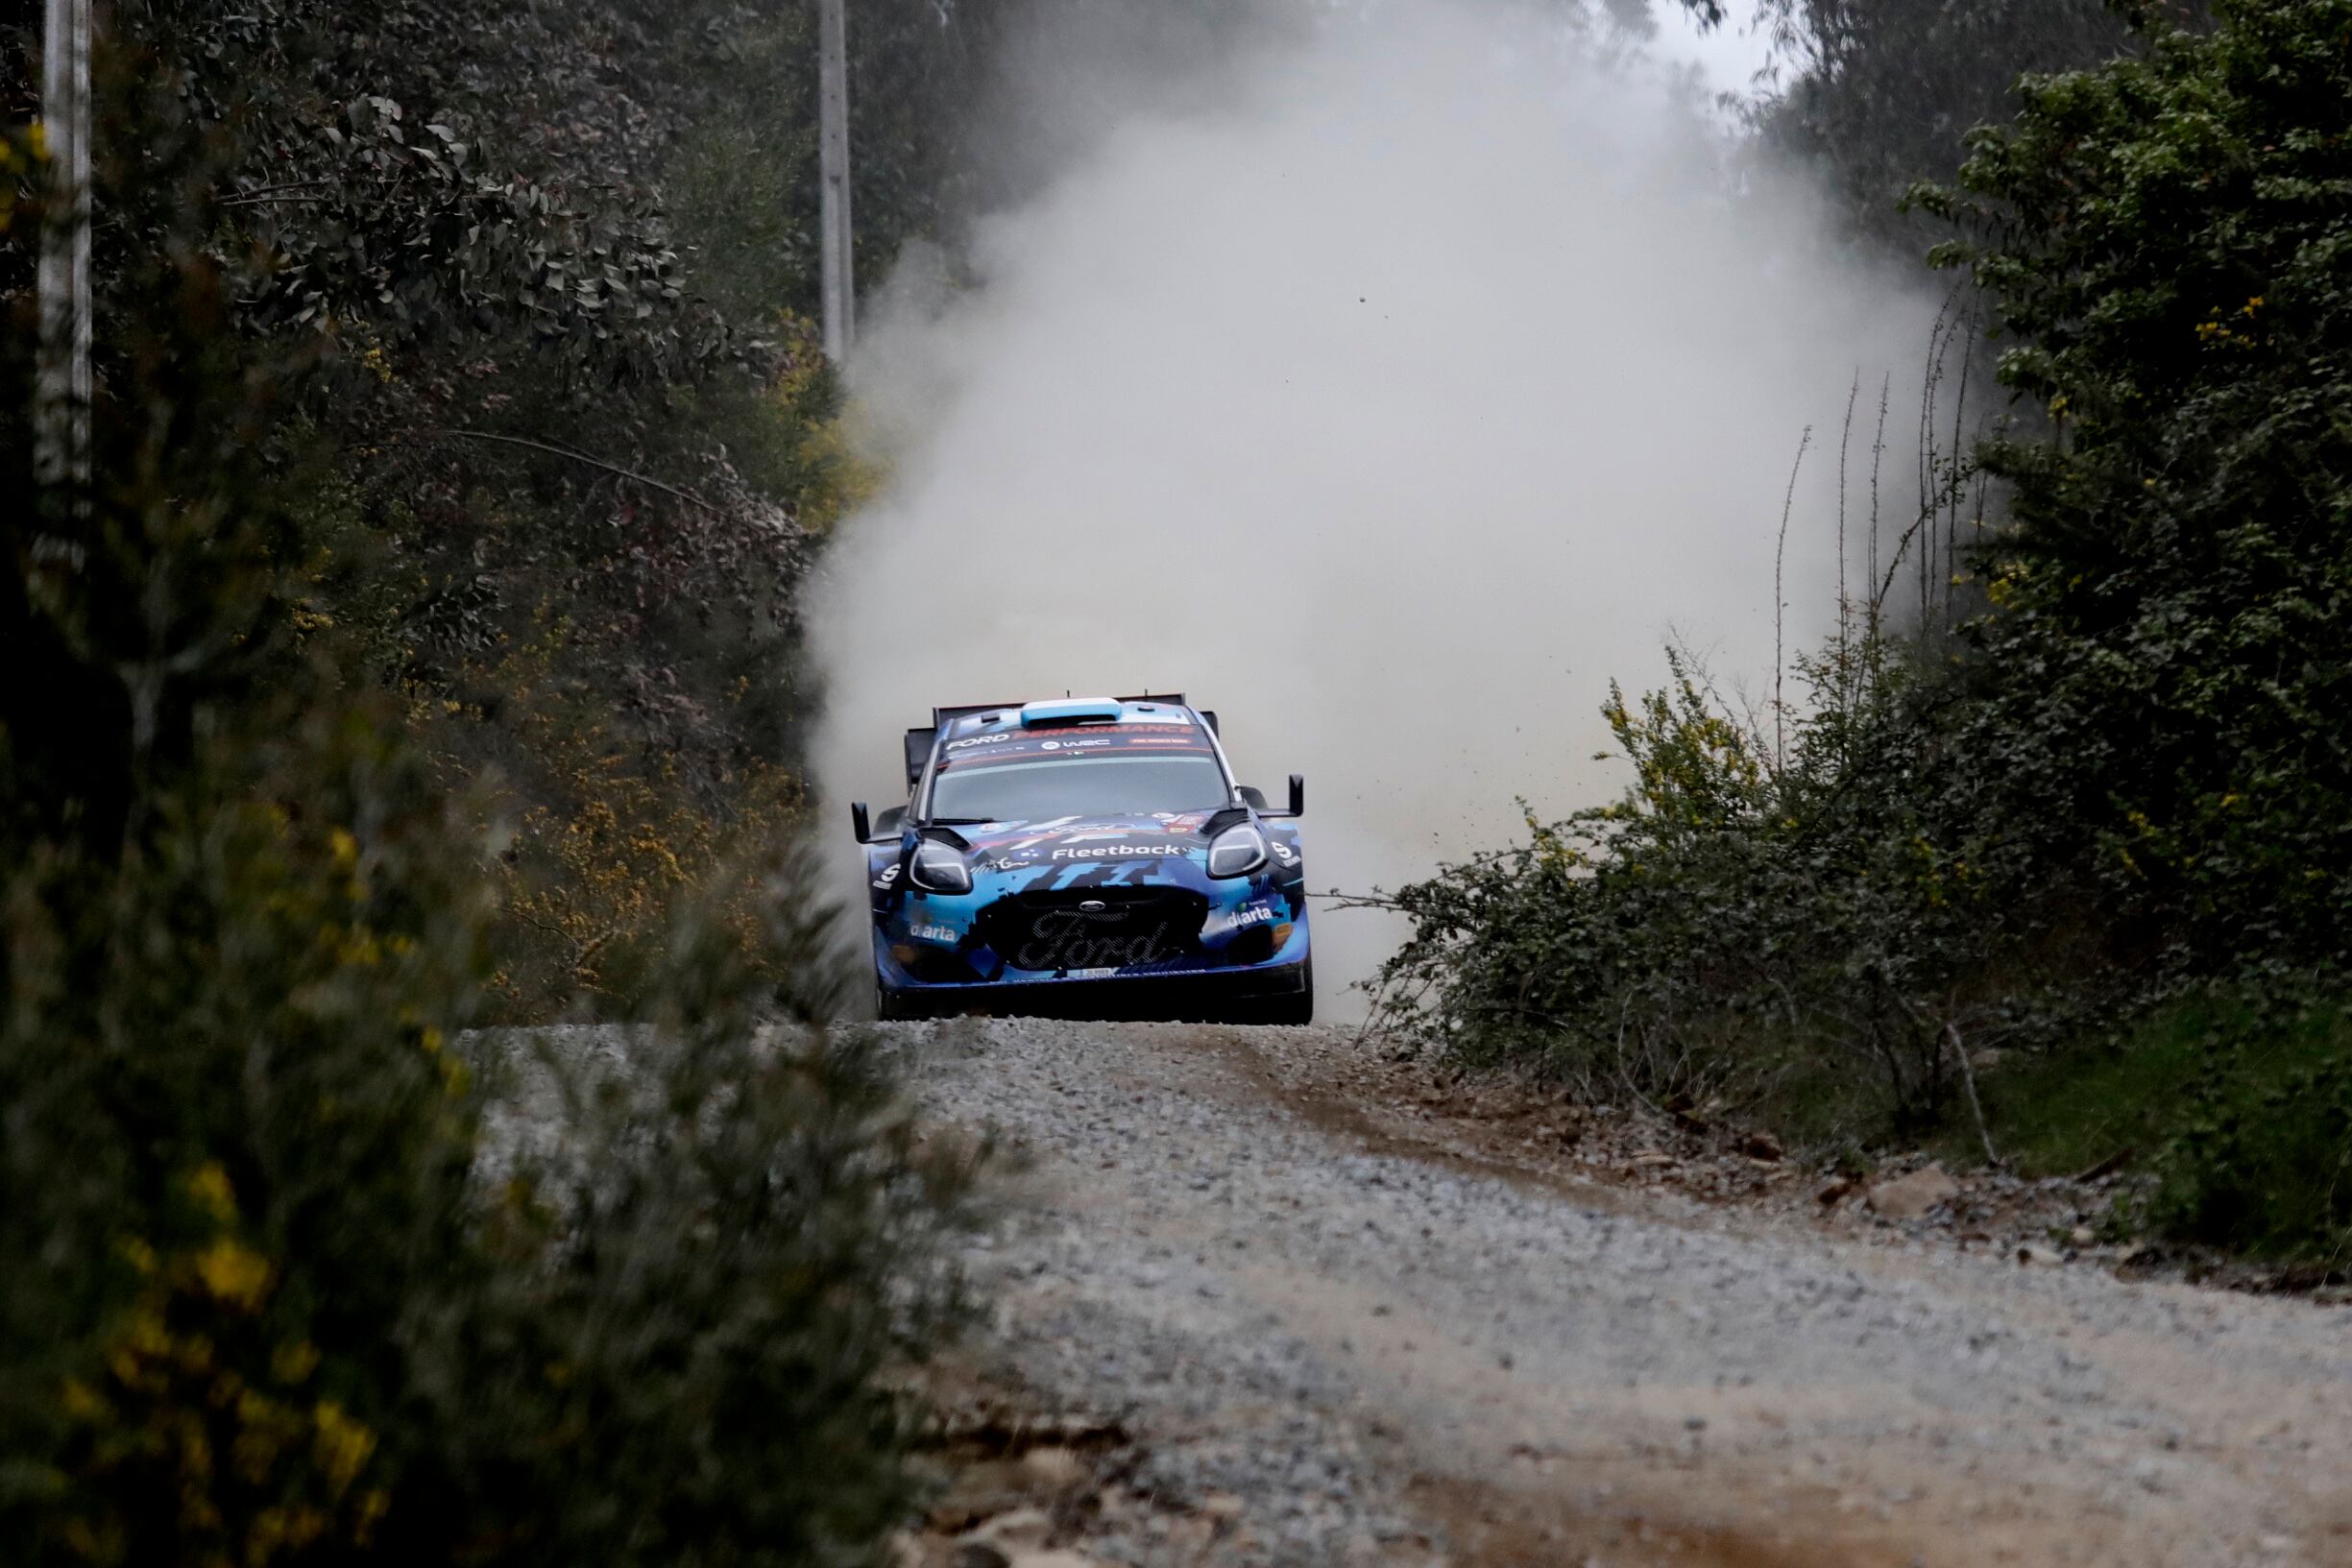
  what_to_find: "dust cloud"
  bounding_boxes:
[808,0,1936,1013]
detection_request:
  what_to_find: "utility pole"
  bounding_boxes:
[36,0,93,506]
[816,0,855,362]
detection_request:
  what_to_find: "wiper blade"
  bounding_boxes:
[922,816,996,826]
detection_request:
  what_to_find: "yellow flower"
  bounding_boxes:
[312,1400,377,1493]
[61,1378,109,1422]
[272,1340,321,1386]
[188,1163,239,1223]
[194,1238,274,1312]
[355,1487,392,1545]
[109,1305,170,1390]
[62,1514,125,1562]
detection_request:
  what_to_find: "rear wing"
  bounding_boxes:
[901,693,1216,790]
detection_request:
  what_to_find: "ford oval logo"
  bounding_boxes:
[1078,899,1106,912]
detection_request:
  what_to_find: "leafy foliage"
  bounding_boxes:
[3,20,975,1567]
[1688,0,2208,253]
[1394,0,2352,1256]
[2146,997,2352,1266]
[23,0,898,1010]
[1370,639,2033,1137]
[1916,0,2352,966]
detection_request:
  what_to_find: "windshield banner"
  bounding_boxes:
[934,723,1215,769]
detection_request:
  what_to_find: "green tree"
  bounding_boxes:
[1388,1,2352,1253]
[2,26,974,1564]
[1676,0,2207,253]
[1917,0,2352,964]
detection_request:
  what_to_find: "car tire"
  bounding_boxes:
[875,982,925,1023]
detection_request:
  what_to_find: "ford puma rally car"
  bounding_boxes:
[851,696,1311,1022]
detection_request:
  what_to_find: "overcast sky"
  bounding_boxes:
[1647,0,1776,94]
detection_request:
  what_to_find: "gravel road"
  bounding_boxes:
[892,1018,2352,1568]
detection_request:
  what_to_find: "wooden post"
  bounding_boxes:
[816,0,855,361]
[36,0,92,505]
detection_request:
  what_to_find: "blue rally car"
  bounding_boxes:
[851,695,1311,1023]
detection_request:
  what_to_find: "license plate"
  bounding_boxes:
[1070,967,1120,979]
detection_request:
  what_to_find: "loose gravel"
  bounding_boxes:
[892,1018,2352,1568]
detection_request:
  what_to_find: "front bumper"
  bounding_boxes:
[875,941,1308,1020]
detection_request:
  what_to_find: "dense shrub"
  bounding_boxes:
[2,50,973,1568]
[2145,996,2352,1267]
[1916,0,2352,968]
[1369,639,2039,1138]
[4,0,889,1011]
[1385,0,2352,1255]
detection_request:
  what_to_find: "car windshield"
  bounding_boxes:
[929,755,1229,822]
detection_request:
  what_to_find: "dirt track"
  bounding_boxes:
[898,1018,2352,1568]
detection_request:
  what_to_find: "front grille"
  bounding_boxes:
[975,886,1207,973]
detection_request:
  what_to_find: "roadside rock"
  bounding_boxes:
[961,1508,1054,1551]
[1867,1164,1960,1220]
[1016,1445,1091,1499]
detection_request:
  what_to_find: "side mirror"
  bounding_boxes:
[850,801,871,842]
[1249,777,1305,817]
[872,805,906,840]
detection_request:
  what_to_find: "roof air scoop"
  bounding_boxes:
[1019,698,1125,728]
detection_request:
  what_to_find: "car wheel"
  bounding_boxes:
[875,982,922,1022]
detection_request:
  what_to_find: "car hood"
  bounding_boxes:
[941,811,1227,892]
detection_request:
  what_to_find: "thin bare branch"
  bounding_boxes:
[409,427,726,515]
[1774,423,1813,774]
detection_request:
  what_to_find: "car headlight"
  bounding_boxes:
[1206,821,1269,879]
[909,838,973,894]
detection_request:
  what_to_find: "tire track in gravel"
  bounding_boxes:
[899,1018,2352,1568]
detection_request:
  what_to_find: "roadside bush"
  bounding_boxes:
[399,613,816,1018]
[1914,0,2352,969]
[2,61,972,1568]
[2144,995,2352,1267]
[1381,0,2352,1264]
[1370,638,2048,1139]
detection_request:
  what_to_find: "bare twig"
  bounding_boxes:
[1944,322,1976,629]
[1837,372,1858,660]
[1873,504,1939,621]
[408,427,725,515]
[2068,1146,2135,1184]
[1867,374,1890,638]
[1946,1020,2002,1169]
[1774,424,1813,774]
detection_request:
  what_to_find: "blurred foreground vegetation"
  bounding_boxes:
[1381,0,2352,1268]
[2,3,995,1563]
